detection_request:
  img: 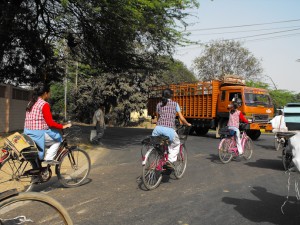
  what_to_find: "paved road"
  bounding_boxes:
[35,127,300,225]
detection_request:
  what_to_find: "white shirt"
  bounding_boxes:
[270,115,288,132]
[92,108,105,127]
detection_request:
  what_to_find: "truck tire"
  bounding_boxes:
[189,126,195,135]
[246,130,261,141]
[195,127,209,136]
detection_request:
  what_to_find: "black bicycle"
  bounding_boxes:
[0,189,73,224]
[0,126,91,192]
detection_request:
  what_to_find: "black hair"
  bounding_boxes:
[230,102,239,114]
[26,83,50,112]
[161,88,173,107]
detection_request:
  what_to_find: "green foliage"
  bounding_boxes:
[68,72,160,125]
[193,40,263,81]
[270,89,297,109]
[159,57,197,84]
[246,80,270,89]
[0,0,199,84]
[49,82,65,119]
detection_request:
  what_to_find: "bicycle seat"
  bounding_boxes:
[276,131,296,139]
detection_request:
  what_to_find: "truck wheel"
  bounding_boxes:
[189,126,195,135]
[195,128,209,136]
[246,130,261,141]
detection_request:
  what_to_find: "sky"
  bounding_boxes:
[174,0,300,93]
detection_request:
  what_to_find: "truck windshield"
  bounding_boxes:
[244,93,272,107]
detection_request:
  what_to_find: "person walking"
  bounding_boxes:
[152,88,191,168]
[91,105,106,144]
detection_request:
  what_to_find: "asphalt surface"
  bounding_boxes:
[23,127,300,224]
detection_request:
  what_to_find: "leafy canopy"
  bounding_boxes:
[0,0,198,84]
[193,40,263,81]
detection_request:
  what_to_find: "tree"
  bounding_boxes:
[68,71,159,125]
[193,40,263,81]
[158,57,197,85]
[0,0,199,85]
[270,89,296,110]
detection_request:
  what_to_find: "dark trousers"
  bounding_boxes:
[92,122,105,142]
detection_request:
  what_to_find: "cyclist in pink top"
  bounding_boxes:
[227,102,248,155]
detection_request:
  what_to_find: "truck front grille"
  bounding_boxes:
[253,114,269,122]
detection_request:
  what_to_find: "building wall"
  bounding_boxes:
[0,98,6,132]
[0,84,31,133]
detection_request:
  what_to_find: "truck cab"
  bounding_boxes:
[217,85,274,140]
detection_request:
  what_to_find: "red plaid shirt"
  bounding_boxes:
[25,98,49,130]
[24,98,63,130]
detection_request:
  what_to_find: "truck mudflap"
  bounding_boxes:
[250,123,273,132]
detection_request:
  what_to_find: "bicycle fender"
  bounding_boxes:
[0,189,18,202]
[218,139,225,149]
[142,149,153,166]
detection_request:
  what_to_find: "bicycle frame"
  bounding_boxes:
[218,131,249,156]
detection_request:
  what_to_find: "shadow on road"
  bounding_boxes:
[255,143,275,151]
[222,186,300,225]
[245,159,283,171]
[207,154,224,164]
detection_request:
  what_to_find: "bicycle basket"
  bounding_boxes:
[218,127,235,136]
[177,126,191,140]
[64,126,82,145]
[239,123,250,131]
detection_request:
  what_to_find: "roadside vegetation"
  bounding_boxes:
[1,1,299,125]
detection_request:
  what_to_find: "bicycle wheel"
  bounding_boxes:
[56,147,91,188]
[174,144,187,179]
[142,148,163,190]
[218,138,233,164]
[243,138,253,160]
[0,192,73,225]
[282,148,293,171]
[0,158,34,193]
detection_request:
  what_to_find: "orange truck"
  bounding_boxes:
[148,75,274,140]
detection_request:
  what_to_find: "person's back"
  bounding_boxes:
[156,100,177,128]
[271,110,288,133]
[152,88,191,167]
[227,102,248,155]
